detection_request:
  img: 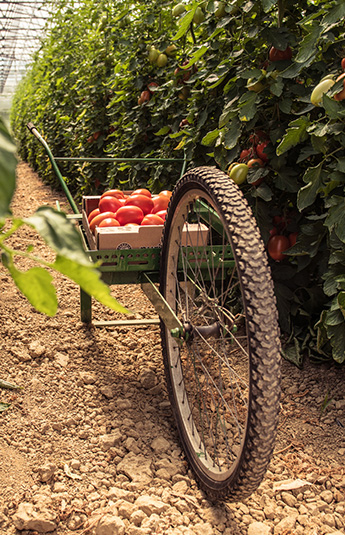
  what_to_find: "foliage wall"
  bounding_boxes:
[10,0,345,365]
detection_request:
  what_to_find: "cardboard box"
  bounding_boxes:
[82,195,209,251]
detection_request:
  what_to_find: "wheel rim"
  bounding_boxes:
[164,187,251,481]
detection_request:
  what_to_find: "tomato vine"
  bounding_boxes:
[10,0,345,365]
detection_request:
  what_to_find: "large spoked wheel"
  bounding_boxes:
[159,167,281,501]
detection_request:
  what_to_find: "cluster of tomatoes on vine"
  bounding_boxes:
[87,188,172,233]
[267,214,298,262]
[227,130,271,186]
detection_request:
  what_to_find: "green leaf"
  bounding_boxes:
[52,255,130,314]
[155,126,171,136]
[0,118,17,217]
[323,95,345,120]
[201,128,220,147]
[5,261,58,317]
[276,117,310,156]
[297,162,324,211]
[223,119,241,150]
[238,91,257,122]
[321,2,345,26]
[0,403,11,413]
[172,7,196,41]
[338,291,345,319]
[182,45,208,68]
[0,379,21,390]
[281,337,303,367]
[295,24,321,63]
[26,207,90,266]
[324,197,345,243]
[260,0,277,12]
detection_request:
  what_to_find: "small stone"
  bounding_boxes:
[274,514,298,534]
[37,462,56,483]
[80,371,97,384]
[281,492,297,507]
[99,431,123,451]
[134,496,168,516]
[248,521,272,535]
[139,368,157,389]
[130,509,147,526]
[53,482,66,493]
[96,514,125,535]
[28,341,46,358]
[55,352,69,367]
[100,385,114,398]
[151,436,170,453]
[117,398,132,410]
[117,453,153,485]
[320,490,333,504]
[13,502,57,533]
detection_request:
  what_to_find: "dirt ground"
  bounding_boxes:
[0,162,344,535]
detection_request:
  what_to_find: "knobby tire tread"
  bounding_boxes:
[160,166,281,502]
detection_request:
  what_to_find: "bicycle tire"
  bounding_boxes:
[159,166,281,501]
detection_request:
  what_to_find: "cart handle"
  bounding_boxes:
[26,123,80,214]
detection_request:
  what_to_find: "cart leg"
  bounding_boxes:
[80,288,92,323]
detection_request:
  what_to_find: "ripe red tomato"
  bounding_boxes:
[140,90,151,103]
[256,141,270,162]
[98,217,120,228]
[247,158,264,168]
[125,194,154,215]
[240,148,256,162]
[151,195,170,213]
[115,205,144,226]
[267,235,290,261]
[155,210,167,221]
[89,212,115,233]
[147,82,159,92]
[269,46,292,62]
[101,189,125,199]
[88,208,100,223]
[141,214,165,226]
[99,196,122,213]
[342,58,345,71]
[249,130,268,146]
[131,188,152,198]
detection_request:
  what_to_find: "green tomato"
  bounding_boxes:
[193,6,205,24]
[156,53,168,68]
[172,3,186,17]
[148,47,160,64]
[310,78,335,106]
[229,164,249,185]
[215,2,226,18]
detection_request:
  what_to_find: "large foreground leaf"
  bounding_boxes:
[52,255,130,314]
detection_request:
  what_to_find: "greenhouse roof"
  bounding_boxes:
[0,0,51,96]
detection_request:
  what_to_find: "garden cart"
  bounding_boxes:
[27,122,281,502]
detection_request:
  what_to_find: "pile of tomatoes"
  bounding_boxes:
[87,188,172,234]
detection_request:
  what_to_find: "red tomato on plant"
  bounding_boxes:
[240,148,256,162]
[151,195,170,213]
[89,212,115,233]
[101,189,125,199]
[256,141,270,162]
[88,208,100,223]
[269,46,292,62]
[98,217,120,228]
[267,235,290,261]
[342,58,345,71]
[131,188,152,198]
[99,195,122,213]
[141,214,165,225]
[125,194,154,215]
[115,205,144,226]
